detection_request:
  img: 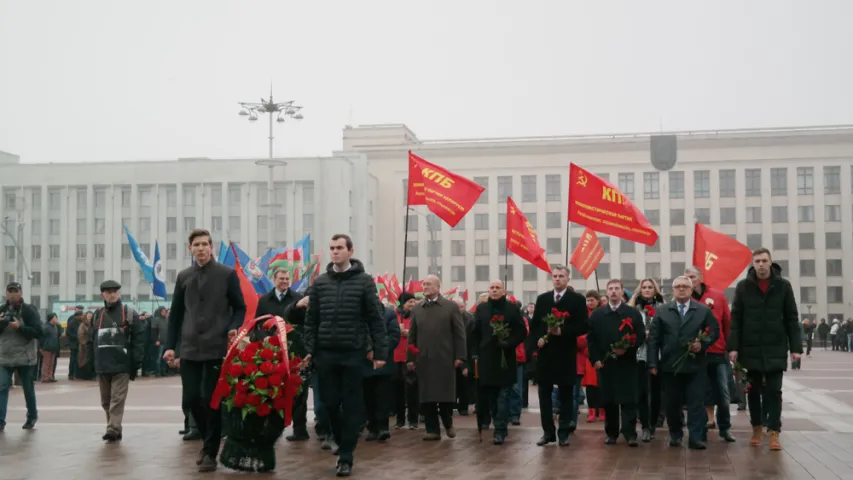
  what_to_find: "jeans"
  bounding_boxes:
[571,375,584,424]
[311,371,331,436]
[747,370,783,432]
[704,362,732,431]
[847,333,853,352]
[508,365,524,420]
[552,386,560,414]
[0,366,38,427]
[478,385,510,434]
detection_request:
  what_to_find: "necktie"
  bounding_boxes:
[679,304,686,317]
[555,293,562,302]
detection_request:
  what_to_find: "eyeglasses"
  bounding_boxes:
[673,285,691,289]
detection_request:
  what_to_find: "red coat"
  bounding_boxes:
[576,334,598,387]
[516,317,529,363]
[696,285,731,355]
[393,312,411,363]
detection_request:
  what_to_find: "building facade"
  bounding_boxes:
[0,154,378,312]
[341,124,853,322]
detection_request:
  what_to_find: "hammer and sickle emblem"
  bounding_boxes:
[704,251,718,270]
[510,207,516,215]
[577,173,588,187]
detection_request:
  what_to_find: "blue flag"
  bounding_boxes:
[152,241,167,299]
[123,225,154,283]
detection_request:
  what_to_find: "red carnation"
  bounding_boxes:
[273,396,288,411]
[408,344,420,355]
[276,362,289,376]
[214,380,231,397]
[239,349,255,363]
[260,361,275,375]
[228,363,244,378]
[259,348,275,361]
[233,393,248,407]
[267,335,282,347]
[254,377,270,390]
[235,380,250,393]
[246,393,262,406]
[256,403,272,417]
[246,341,262,354]
[268,374,283,387]
[243,363,259,375]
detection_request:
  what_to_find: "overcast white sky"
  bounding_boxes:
[1,0,851,164]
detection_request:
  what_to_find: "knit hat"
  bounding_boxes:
[398,292,416,307]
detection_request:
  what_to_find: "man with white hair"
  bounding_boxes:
[646,275,720,450]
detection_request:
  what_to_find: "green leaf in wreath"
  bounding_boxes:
[242,408,249,420]
[278,410,285,419]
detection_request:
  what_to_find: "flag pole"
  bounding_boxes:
[503,245,509,289]
[593,269,601,293]
[564,219,570,266]
[402,205,411,286]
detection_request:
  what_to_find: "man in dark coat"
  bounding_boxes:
[647,276,720,450]
[362,301,400,442]
[453,297,476,416]
[728,248,801,451]
[256,268,308,441]
[91,280,145,442]
[303,234,388,477]
[530,265,589,447]
[65,306,83,379]
[0,281,42,431]
[471,280,526,445]
[587,279,645,447]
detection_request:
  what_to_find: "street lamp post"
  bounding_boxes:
[1,198,31,283]
[239,89,303,249]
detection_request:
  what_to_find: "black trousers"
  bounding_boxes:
[363,374,391,433]
[585,386,601,409]
[636,363,652,430]
[747,370,783,432]
[456,369,473,412]
[180,359,223,457]
[649,369,663,424]
[663,371,707,443]
[476,385,509,433]
[393,375,419,425]
[603,403,638,440]
[315,351,364,465]
[68,348,78,378]
[291,383,309,435]
[806,338,812,356]
[420,402,453,435]
[538,383,573,436]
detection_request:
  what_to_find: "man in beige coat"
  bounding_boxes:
[407,275,467,441]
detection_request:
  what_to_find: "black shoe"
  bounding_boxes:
[669,437,682,447]
[286,432,310,442]
[511,418,521,426]
[102,431,118,441]
[558,434,570,447]
[22,419,36,430]
[178,428,189,435]
[457,410,469,416]
[688,440,707,450]
[395,421,405,429]
[720,429,736,442]
[183,429,202,441]
[0,424,5,432]
[641,428,652,442]
[196,448,205,465]
[626,437,639,447]
[321,437,334,451]
[198,455,217,472]
[604,436,617,445]
[656,416,665,428]
[336,462,352,477]
[707,422,717,430]
[737,404,747,411]
[364,431,379,442]
[536,434,556,446]
[567,421,577,433]
[408,422,418,430]
[493,432,506,445]
[378,430,390,442]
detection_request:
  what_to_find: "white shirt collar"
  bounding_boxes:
[609,302,622,311]
[554,288,567,300]
[676,299,691,308]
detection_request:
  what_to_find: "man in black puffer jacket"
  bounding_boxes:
[303,234,387,477]
[728,248,801,451]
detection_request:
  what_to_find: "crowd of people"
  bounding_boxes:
[0,230,804,478]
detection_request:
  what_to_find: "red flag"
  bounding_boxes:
[405,276,424,294]
[570,227,605,279]
[407,151,485,227]
[568,163,659,246]
[231,244,258,326]
[506,197,552,274]
[692,223,752,289]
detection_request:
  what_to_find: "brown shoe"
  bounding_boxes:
[422,433,441,441]
[749,426,763,447]
[768,430,782,451]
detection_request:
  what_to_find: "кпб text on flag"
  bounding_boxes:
[567,163,659,246]
[506,197,552,274]
[569,227,605,279]
[407,151,484,227]
[692,222,752,290]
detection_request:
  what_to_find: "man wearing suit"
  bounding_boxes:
[255,268,308,441]
[530,265,589,447]
[646,276,720,450]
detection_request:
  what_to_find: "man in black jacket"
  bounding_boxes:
[0,281,42,431]
[303,234,387,477]
[91,280,145,442]
[163,229,246,472]
[646,276,719,450]
[256,268,309,441]
[728,248,801,451]
[65,306,83,379]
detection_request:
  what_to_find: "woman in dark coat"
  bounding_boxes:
[471,285,526,445]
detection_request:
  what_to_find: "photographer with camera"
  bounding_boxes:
[0,281,43,431]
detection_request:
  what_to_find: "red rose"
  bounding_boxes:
[267,335,282,347]
[408,344,420,355]
[246,393,262,406]
[238,349,254,363]
[235,380,250,393]
[243,363,259,375]
[256,403,272,417]
[551,308,558,314]
[268,374,283,387]
[273,396,288,411]
[254,377,270,389]
[260,348,275,361]
[276,362,289,376]
[260,361,275,374]
[228,363,244,378]
[214,380,231,397]
[246,342,262,354]
[233,393,247,407]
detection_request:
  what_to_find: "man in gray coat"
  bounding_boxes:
[0,281,42,431]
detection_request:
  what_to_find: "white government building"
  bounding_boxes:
[1,123,852,322]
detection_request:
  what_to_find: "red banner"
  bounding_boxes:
[232,244,258,325]
[567,163,659,246]
[569,227,605,279]
[693,223,752,289]
[407,151,485,227]
[506,197,552,274]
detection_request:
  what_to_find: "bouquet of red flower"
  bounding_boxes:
[608,318,637,359]
[671,327,714,373]
[643,305,656,319]
[540,308,569,344]
[491,314,511,369]
[211,315,303,473]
